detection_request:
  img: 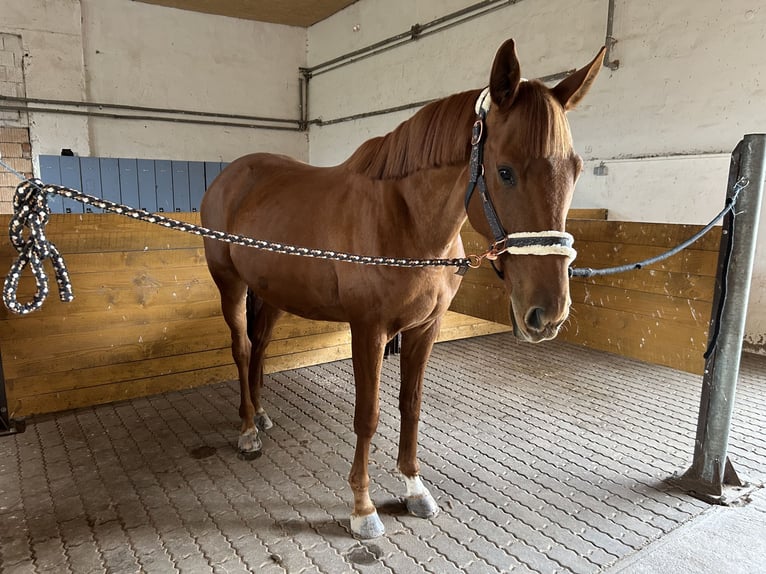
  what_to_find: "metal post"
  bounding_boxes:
[674,134,765,501]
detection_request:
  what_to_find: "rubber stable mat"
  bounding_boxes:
[1,334,764,573]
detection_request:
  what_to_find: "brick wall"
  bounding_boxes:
[0,127,31,212]
[0,33,28,214]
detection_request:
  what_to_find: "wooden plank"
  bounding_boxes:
[263,344,352,375]
[569,208,608,220]
[2,315,231,378]
[571,272,716,302]
[569,282,712,327]
[8,347,233,397]
[7,364,237,417]
[450,282,510,326]
[558,303,708,374]
[574,241,718,276]
[567,220,721,251]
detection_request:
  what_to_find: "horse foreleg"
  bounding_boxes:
[246,294,282,432]
[348,324,387,539]
[398,318,441,519]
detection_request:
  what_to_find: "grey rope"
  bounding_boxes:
[569,177,748,278]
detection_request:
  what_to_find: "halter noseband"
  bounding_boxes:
[464,87,577,278]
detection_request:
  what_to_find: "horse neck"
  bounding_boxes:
[343,89,482,255]
[395,164,471,256]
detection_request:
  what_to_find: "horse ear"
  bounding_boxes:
[552,46,606,111]
[489,39,522,111]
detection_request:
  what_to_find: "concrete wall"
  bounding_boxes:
[0,0,307,168]
[306,0,766,354]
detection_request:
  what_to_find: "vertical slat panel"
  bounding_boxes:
[171,161,190,212]
[80,157,102,214]
[188,161,205,212]
[137,159,157,213]
[118,158,140,211]
[59,156,83,214]
[39,155,63,213]
[154,160,173,213]
[99,158,120,206]
[204,161,221,188]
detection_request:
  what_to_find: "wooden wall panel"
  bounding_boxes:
[0,213,507,417]
[451,217,720,375]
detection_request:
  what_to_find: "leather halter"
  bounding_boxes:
[463,88,577,279]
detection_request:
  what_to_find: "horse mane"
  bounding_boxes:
[342,89,482,180]
[342,81,572,180]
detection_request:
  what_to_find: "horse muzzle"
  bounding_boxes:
[510,295,570,343]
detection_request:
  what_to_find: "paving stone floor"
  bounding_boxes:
[0,334,764,573]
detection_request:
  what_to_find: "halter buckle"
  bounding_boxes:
[470,119,484,145]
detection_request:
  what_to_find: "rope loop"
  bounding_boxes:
[3,179,74,314]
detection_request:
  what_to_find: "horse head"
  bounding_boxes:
[466,39,605,343]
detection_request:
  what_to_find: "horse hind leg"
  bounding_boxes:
[209,269,262,457]
[397,319,441,519]
[246,289,282,432]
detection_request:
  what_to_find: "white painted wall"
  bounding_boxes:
[0,0,90,159]
[0,0,307,165]
[306,0,766,354]
[79,0,307,161]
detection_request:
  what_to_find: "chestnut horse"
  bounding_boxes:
[202,39,605,538]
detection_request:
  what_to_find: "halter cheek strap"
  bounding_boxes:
[464,88,577,277]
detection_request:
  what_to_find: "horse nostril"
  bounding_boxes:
[525,307,545,332]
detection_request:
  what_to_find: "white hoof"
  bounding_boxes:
[403,475,440,518]
[350,511,385,539]
[254,410,273,431]
[237,426,262,454]
[406,490,439,518]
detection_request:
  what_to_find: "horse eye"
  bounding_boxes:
[498,167,516,186]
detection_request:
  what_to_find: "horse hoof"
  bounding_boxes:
[254,411,273,431]
[237,426,262,458]
[350,511,385,539]
[406,490,440,519]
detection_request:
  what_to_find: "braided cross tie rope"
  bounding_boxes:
[4,179,74,314]
[3,178,478,314]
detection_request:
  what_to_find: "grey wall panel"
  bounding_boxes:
[137,160,157,213]
[59,156,84,214]
[79,157,102,213]
[99,159,120,206]
[188,161,205,212]
[204,161,221,188]
[118,159,140,212]
[155,160,173,213]
[171,161,190,212]
[39,155,63,213]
